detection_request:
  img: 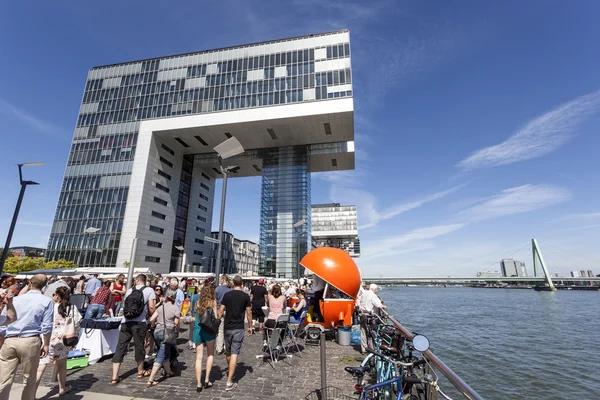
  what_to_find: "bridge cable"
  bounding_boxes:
[480,242,531,271]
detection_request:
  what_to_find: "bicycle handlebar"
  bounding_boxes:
[365,348,424,367]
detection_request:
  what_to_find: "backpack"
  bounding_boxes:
[123,286,146,319]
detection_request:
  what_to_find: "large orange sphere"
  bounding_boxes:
[300,247,361,298]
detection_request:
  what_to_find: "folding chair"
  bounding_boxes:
[261,314,292,368]
[285,310,306,357]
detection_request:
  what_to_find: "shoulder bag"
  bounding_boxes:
[199,307,220,335]
[62,306,80,347]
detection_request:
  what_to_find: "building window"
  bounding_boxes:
[194,250,204,256]
[149,225,164,234]
[200,183,209,191]
[198,204,208,212]
[161,144,174,156]
[195,238,204,244]
[157,169,171,180]
[201,172,210,181]
[153,196,168,206]
[155,182,170,193]
[199,193,209,201]
[197,215,207,222]
[151,211,166,220]
[145,256,160,263]
[196,227,206,233]
[159,156,173,168]
[147,240,162,248]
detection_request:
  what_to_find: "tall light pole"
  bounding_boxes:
[213,137,244,284]
[0,162,45,276]
[83,227,101,269]
[293,219,307,280]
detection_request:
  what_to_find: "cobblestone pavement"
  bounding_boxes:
[28,325,363,400]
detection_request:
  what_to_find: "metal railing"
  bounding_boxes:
[382,310,485,400]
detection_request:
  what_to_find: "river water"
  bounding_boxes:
[381,286,599,400]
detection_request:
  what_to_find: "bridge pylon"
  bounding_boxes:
[532,238,556,291]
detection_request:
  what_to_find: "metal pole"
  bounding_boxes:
[532,239,556,291]
[320,332,327,400]
[215,168,228,284]
[0,183,28,275]
[126,238,138,290]
[296,228,300,280]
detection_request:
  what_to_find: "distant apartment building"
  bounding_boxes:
[570,270,579,277]
[587,270,594,277]
[206,231,259,276]
[500,259,528,277]
[477,271,502,278]
[580,270,587,278]
[9,247,46,258]
[311,203,360,257]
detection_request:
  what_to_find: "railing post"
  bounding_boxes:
[320,332,327,400]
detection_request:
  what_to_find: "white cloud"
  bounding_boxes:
[456,184,571,222]
[548,212,600,222]
[361,223,465,261]
[329,184,464,230]
[0,98,66,137]
[457,89,600,171]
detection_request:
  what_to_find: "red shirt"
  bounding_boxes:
[113,282,124,302]
[91,286,112,307]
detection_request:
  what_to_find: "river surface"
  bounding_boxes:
[381,286,599,400]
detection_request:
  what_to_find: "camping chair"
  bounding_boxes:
[285,310,306,357]
[262,314,292,368]
[70,294,89,316]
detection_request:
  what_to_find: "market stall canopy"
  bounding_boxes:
[300,247,361,298]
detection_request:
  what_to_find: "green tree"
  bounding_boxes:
[0,248,14,259]
[44,259,78,270]
[3,257,44,274]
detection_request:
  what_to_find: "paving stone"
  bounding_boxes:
[14,325,361,400]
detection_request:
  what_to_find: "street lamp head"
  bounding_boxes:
[175,245,185,251]
[214,137,244,160]
[19,162,46,167]
[22,181,39,186]
[84,227,101,234]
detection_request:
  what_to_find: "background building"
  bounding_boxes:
[9,247,45,258]
[206,231,259,276]
[570,270,579,277]
[45,30,355,277]
[311,203,360,257]
[500,259,528,277]
[587,270,594,277]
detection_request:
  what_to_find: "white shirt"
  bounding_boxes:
[0,315,6,325]
[121,285,156,323]
[358,290,383,312]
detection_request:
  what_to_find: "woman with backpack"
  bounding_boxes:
[35,286,82,396]
[146,292,180,387]
[193,284,218,392]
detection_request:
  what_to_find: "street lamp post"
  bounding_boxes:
[293,219,307,280]
[213,137,244,284]
[175,245,185,273]
[0,162,45,276]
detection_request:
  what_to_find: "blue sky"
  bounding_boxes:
[1,0,600,277]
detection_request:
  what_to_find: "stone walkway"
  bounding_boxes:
[24,326,363,400]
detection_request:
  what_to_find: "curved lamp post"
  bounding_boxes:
[0,162,45,276]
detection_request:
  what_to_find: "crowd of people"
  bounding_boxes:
[0,273,313,398]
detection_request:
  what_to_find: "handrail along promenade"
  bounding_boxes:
[382,310,485,400]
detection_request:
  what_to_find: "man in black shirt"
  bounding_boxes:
[218,275,251,392]
[249,278,268,333]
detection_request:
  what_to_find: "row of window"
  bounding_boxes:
[159,156,173,168]
[153,196,168,206]
[55,202,127,221]
[147,240,162,248]
[157,169,171,180]
[155,182,169,193]
[199,193,209,201]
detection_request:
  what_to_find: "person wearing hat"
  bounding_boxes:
[249,278,267,334]
[357,283,386,354]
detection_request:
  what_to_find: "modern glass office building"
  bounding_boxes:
[46,30,355,277]
[311,203,360,257]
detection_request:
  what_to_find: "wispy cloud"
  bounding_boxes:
[329,184,464,230]
[548,212,600,223]
[361,224,465,261]
[0,98,66,137]
[549,224,600,233]
[457,89,600,171]
[456,184,571,222]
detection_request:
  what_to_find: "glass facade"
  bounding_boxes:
[312,203,360,258]
[47,30,352,274]
[259,146,311,278]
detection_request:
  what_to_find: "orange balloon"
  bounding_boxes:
[300,247,361,298]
